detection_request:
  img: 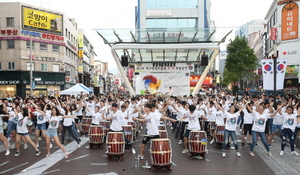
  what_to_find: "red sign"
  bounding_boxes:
[115,79,119,85]
[1,30,18,35]
[270,28,277,41]
[190,75,213,87]
[42,33,64,41]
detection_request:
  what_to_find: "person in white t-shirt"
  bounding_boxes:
[12,103,41,157]
[247,104,280,157]
[85,97,96,117]
[215,102,247,158]
[209,103,225,144]
[0,105,10,155]
[241,101,255,147]
[180,105,207,154]
[90,106,104,125]
[279,105,299,156]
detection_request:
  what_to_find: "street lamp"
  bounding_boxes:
[30,35,33,97]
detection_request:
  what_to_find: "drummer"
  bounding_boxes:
[179,105,207,154]
[134,103,176,160]
[209,103,225,144]
[90,106,104,125]
[102,103,136,154]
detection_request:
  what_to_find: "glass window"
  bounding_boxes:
[65,29,68,37]
[7,40,15,49]
[26,41,34,50]
[40,43,47,51]
[6,17,14,27]
[52,44,59,52]
[26,62,35,71]
[8,62,15,70]
[53,64,59,72]
[41,63,48,71]
[147,0,197,9]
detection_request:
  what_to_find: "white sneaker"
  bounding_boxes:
[39,137,42,141]
[23,144,29,150]
[236,152,241,157]
[182,149,189,154]
[222,152,226,158]
[10,144,16,150]
[78,144,81,148]
[5,150,10,156]
[36,143,39,148]
[138,154,144,160]
[132,148,136,154]
[36,150,41,156]
[210,139,215,144]
[280,151,284,156]
[178,140,183,144]
[268,152,272,156]
[49,143,53,149]
[291,151,299,155]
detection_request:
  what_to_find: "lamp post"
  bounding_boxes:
[30,35,33,97]
[271,26,278,98]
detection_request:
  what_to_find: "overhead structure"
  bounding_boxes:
[94,28,232,96]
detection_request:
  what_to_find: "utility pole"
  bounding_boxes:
[30,35,33,97]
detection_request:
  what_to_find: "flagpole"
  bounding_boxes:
[273,26,278,99]
[30,35,33,97]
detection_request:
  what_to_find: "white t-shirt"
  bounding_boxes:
[281,113,297,132]
[272,113,284,125]
[120,111,128,126]
[63,112,74,126]
[144,112,159,136]
[214,110,224,125]
[85,101,96,116]
[48,116,62,129]
[252,111,270,132]
[9,111,18,123]
[206,106,216,121]
[91,112,103,125]
[108,110,123,131]
[76,103,83,115]
[224,112,240,131]
[33,111,47,124]
[186,111,202,131]
[243,108,254,124]
[16,113,28,133]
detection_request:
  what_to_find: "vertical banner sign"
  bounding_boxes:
[261,58,289,90]
[270,28,277,41]
[281,2,299,41]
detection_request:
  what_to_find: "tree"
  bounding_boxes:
[223,36,259,90]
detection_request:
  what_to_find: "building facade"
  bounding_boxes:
[235,20,265,39]
[0,2,96,98]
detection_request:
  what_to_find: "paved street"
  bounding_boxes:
[0,126,300,175]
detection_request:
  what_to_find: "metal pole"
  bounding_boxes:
[30,35,33,97]
[274,43,277,99]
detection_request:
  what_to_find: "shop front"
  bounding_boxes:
[0,71,65,98]
[190,75,214,92]
[284,65,299,95]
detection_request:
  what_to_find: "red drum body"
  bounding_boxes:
[209,121,216,132]
[106,132,125,154]
[100,121,110,136]
[188,131,207,153]
[150,139,172,166]
[159,130,168,138]
[128,122,137,136]
[122,125,133,143]
[158,125,166,131]
[215,125,225,143]
[81,117,92,133]
[88,125,104,143]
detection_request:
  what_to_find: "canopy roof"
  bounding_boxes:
[94,28,232,64]
[60,83,92,95]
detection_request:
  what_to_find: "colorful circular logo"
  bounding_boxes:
[277,64,284,71]
[264,65,272,71]
[185,73,190,76]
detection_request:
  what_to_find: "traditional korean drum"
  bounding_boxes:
[122,125,133,143]
[81,117,92,133]
[215,125,225,143]
[88,125,104,144]
[150,139,172,166]
[106,132,125,155]
[188,131,207,153]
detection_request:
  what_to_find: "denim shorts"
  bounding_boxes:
[184,129,192,138]
[17,133,29,136]
[0,126,3,133]
[8,121,17,131]
[272,124,282,133]
[36,123,46,130]
[46,128,58,138]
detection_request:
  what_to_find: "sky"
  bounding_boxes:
[0,0,274,71]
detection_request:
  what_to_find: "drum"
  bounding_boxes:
[88,125,104,144]
[188,131,207,153]
[215,125,225,143]
[81,117,92,133]
[106,132,125,154]
[150,139,172,166]
[122,125,133,143]
[100,121,110,136]
[159,130,168,138]
[158,124,166,131]
[128,121,137,136]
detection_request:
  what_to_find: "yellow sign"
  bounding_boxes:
[78,33,83,48]
[78,65,83,73]
[22,6,63,35]
[78,50,83,58]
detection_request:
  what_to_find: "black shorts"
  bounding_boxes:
[243,124,253,135]
[265,120,270,134]
[142,135,160,144]
[75,115,83,124]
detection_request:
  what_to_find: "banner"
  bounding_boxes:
[139,72,190,96]
[22,6,63,35]
[281,2,298,41]
[262,58,289,90]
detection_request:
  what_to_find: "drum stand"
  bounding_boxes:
[122,154,150,174]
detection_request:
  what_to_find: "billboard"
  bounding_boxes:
[281,2,298,41]
[22,6,63,35]
[139,72,190,96]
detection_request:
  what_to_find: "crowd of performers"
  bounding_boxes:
[0,91,300,164]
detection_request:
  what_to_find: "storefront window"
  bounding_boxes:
[0,85,16,99]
